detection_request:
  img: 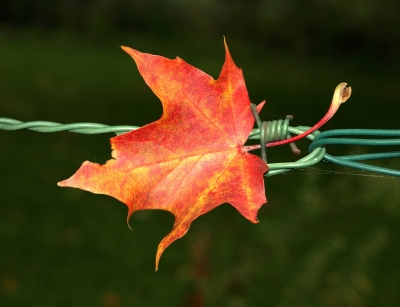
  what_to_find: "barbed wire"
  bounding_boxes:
[1,117,399,177]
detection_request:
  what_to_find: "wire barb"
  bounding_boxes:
[250,104,300,163]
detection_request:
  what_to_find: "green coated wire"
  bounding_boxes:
[1,117,399,177]
[314,129,400,139]
[310,138,400,151]
[336,152,400,161]
[307,129,400,177]
[0,117,138,134]
[323,154,400,177]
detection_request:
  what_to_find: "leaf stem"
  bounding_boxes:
[244,83,351,152]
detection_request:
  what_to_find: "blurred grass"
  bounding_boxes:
[0,29,399,307]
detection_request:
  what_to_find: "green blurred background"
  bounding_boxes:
[0,1,399,306]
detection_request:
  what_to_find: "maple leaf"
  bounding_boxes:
[58,40,269,270]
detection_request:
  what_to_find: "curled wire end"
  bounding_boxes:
[290,143,301,155]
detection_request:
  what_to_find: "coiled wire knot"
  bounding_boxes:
[250,104,300,163]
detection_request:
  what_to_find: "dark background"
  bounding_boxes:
[0,1,399,306]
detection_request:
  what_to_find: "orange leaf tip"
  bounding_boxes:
[120,45,130,54]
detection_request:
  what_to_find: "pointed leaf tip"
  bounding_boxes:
[120,45,130,52]
[121,46,141,61]
[57,180,67,187]
[223,38,234,63]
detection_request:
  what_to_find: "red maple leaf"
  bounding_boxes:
[58,40,269,269]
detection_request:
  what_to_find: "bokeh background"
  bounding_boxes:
[1,1,399,306]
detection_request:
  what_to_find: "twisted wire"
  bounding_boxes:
[0,117,139,135]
